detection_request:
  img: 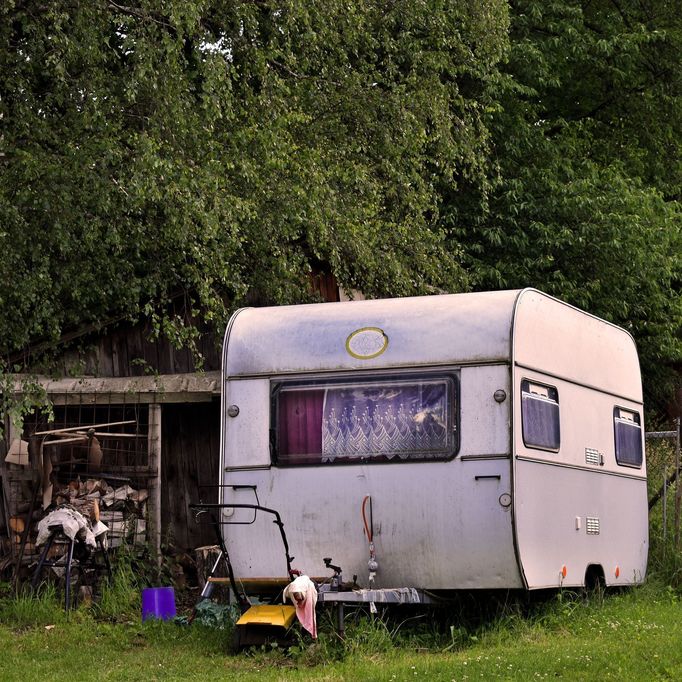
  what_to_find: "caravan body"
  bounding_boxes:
[219,289,647,591]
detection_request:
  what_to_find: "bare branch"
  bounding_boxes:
[106,0,174,30]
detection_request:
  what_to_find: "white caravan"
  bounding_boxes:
[217,289,647,595]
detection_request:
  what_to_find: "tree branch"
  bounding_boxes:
[106,1,174,30]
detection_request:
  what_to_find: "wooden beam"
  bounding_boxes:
[9,372,220,404]
[34,420,136,436]
[147,404,162,563]
[42,437,88,446]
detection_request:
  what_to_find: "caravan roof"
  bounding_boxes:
[224,289,641,403]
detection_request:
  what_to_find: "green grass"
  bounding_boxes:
[3,443,680,682]
[1,582,682,680]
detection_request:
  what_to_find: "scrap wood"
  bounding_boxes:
[9,516,25,534]
[51,479,148,548]
[44,432,89,439]
[5,439,29,466]
[42,437,88,447]
[33,420,136,436]
[87,437,102,472]
[75,432,139,439]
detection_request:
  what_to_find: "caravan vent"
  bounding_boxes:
[585,448,601,465]
[586,517,600,535]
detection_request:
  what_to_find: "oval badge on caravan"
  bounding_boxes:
[345,327,389,360]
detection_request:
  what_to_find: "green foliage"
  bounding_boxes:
[0,368,53,438]
[96,549,142,621]
[0,0,508,362]
[445,0,682,415]
[646,439,682,588]
[0,584,66,628]
[190,598,238,630]
[1,0,680,417]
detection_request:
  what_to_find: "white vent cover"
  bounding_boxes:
[585,448,601,465]
[586,517,600,535]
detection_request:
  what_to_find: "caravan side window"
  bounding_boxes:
[272,374,458,466]
[614,408,643,468]
[521,380,560,451]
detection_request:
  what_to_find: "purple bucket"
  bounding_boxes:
[141,587,176,621]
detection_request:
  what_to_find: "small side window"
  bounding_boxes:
[521,380,560,451]
[614,408,643,467]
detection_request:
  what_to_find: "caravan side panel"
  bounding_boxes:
[512,291,647,589]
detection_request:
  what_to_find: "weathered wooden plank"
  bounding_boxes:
[127,327,146,377]
[160,401,220,550]
[98,333,115,376]
[148,404,162,560]
[142,321,161,374]
[10,373,220,404]
[34,420,136,436]
[110,327,130,378]
[200,331,221,371]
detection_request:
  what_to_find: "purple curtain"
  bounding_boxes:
[278,389,324,459]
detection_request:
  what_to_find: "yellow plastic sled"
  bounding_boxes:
[233,604,297,650]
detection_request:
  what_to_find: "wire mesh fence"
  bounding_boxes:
[1,393,155,587]
[646,418,682,580]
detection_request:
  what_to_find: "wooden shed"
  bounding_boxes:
[2,322,223,563]
[1,275,342,563]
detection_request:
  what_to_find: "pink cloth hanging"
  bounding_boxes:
[283,575,318,638]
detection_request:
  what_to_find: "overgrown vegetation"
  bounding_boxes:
[2,499,682,680]
[0,441,678,674]
[2,576,682,680]
[646,439,682,590]
[1,0,680,415]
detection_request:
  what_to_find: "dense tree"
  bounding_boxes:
[0,0,507,358]
[0,0,680,416]
[443,0,682,414]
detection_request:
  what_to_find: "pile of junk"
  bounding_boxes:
[1,420,152,608]
[190,496,426,650]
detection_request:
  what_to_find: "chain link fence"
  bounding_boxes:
[646,418,682,579]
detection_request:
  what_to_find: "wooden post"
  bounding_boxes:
[663,462,668,555]
[147,404,162,563]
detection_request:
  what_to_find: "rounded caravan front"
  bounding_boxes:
[218,290,647,595]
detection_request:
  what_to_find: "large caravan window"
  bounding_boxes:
[614,408,643,467]
[521,380,560,451]
[272,374,457,466]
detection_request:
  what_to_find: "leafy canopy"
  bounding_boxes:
[0,0,507,356]
[1,0,680,416]
[442,0,682,414]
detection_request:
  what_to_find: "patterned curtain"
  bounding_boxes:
[321,382,448,462]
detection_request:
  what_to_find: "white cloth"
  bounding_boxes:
[283,575,318,638]
[36,506,98,549]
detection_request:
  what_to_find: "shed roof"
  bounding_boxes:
[9,371,220,404]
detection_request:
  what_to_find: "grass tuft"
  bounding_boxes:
[0,584,67,629]
[95,552,141,621]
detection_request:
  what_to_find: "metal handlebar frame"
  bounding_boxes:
[189,502,296,579]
